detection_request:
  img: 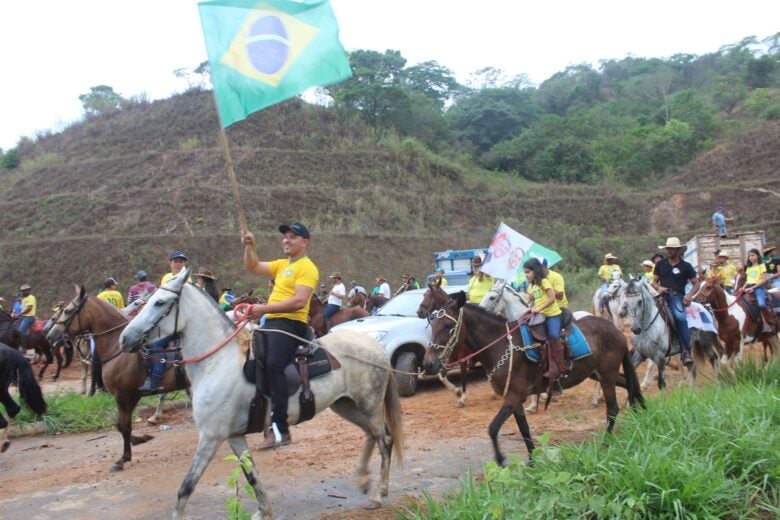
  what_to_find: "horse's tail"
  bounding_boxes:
[6,348,47,416]
[621,348,645,409]
[62,338,74,369]
[384,373,404,467]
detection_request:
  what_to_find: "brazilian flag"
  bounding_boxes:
[199,0,352,128]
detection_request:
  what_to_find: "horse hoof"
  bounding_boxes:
[146,417,158,425]
[1,440,10,453]
[454,401,465,408]
[361,499,382,510]
[590,402,599,409]
[110,462,124,472]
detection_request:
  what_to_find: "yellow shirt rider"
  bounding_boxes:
[466,256,493,304]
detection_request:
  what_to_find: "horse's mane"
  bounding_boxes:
[88,295,130,323]
[183,283,235,329]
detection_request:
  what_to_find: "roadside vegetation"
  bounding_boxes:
[12,390,189,434]
[403,359,780,519]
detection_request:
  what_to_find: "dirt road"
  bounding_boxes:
[0,356,686,520]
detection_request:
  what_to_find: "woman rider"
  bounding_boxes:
[744,248,776,333]
[523,257,566,383]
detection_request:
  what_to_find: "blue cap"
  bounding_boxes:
[169,251,188,261]
[279,222,310,239]
[135,270,148,279]
[435,267,444,273]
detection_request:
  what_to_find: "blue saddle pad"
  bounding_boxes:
[521,323,592,363]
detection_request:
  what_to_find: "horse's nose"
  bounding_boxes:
[631,326,641,335]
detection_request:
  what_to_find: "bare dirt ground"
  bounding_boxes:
[0,348,707,520]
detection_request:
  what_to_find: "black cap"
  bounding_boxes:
[278,222,310,239]
[169,250,189,261]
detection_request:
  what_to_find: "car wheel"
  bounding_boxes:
[394,351,419,397]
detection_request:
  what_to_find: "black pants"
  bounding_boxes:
[261,318,308,435]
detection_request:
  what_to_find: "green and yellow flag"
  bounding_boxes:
[198,0,352,128]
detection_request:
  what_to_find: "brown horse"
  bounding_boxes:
[416,283,472,407]
[424,292,644,465]
[366,294,388,314]
[697,275,743,366]
[0,312,72,381]
[349,290,368,309]
[733,276,780,360]
[46,286,188,471]
[309,297,370,337]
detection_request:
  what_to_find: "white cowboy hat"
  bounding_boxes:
[659,237,684,249]
[604,253,618,260]
[641,260,654,268]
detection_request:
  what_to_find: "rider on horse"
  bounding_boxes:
[597,254,621,312]
[744,248,776,333]
[241,222,319,449]
[523,258,567,383]
[17,284,36,337]
[466,256,494,304]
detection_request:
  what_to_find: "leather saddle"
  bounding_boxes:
[527,308,574,342]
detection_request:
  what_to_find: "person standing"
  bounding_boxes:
[241,222,319,449]
[97,278,125,309]
[376,277,391,298]
[323,272,346,331]
[652,237,700,367]
[161,251,190,286]
[712,206,731,238]
[127,270,157,304]
[17,284,36,336]
[466,257,494,304]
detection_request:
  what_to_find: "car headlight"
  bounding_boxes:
[364,331,387,342]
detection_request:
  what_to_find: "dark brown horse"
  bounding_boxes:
[46,286,188,471]
[349,290,368,309]
[0,343,47,453]
[366,294,389,314]
[424,292,644,465]
[309,297,370,337]
[697,274,743,365]
[416,282,472,407]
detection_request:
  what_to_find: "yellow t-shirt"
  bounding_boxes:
[546,270,569,308]
[467,274,494,304]
[97,289,126,309]
[745,263,766,286]
[161,272,193,286]
[436,276,448,287]
[718,263,737,288]
[528,278,561,317]
[21,294,36,317]
[643,271,654,283]
[598,264,622,282]
[266,256,319,323]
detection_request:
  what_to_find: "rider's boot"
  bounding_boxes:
[138,355,164,394]
[681,348,694,368]
[759,307,776,334]
[543,338,566,381]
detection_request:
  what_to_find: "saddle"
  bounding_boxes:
[527,308,574,343]
[244,329,341,434]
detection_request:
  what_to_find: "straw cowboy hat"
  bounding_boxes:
[604,253,618,260]
[375,276,386,282]
[641,260,654,268]
[329,272,342,279]
[658,237,684,249]
[717,251,730,258]
[194,268,217,280]
[763,244,776,255]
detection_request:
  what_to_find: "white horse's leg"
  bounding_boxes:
[172,432,225,520]
[640,359,656,390]
[524,393,541,413]
[355,435,377,495]
[226,436,272,520]
[147,394,166,425]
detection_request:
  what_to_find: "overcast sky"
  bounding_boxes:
[1,1,778,151]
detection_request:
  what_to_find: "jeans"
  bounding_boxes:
[18,316,35,335]
[663,293,691,354]
[145,335,174,381]
[716,224,727,236]
[747,285,767,308]
[262,318,308,435]
[545,314,562,340]
[322,303,341,322]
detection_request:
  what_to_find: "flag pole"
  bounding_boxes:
[218,128,249,233]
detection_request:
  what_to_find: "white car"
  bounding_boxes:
[330,285,468,397]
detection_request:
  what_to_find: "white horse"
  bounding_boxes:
[119,269,404,519]
[593,271,628,329]
[479,279,530,320]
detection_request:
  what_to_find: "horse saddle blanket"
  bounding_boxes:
[521,322,591,363]
[243,339,340,397]
[685,302,718,334]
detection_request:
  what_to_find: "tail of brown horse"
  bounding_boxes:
[384,374,404,466]
[3,346,47,416]
[62,338,74,369]
[622,349,645,408]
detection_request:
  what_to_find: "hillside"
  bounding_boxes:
[1,90,778,310]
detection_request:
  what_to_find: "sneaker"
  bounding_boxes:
[258,429,292,450]
[681,352,693,367]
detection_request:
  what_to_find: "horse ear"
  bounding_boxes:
[455,291,467,307]
[79,285,86,300]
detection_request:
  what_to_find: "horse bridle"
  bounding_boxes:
[625,283,661,332]
[428,305,464,363]
[141,285,183,343]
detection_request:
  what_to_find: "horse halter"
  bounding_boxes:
[143,285,183,341]
[54,295,90,338]
[428,306,464,363]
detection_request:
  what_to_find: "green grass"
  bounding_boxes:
[12,390,187,434]
[402,359,780,519]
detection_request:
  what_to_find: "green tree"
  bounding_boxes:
[537,64,603,115]
[79,85,125,116]
[403,60,460,108]
[1,148,20,170]
[448,87,540,155]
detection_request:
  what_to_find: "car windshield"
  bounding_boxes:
[377,291,424,317]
